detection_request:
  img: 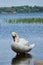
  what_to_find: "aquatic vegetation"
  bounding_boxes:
[5,18,43,23]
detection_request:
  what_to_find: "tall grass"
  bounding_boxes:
[5,18,43,23]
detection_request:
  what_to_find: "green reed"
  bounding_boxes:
[5,18,43,23]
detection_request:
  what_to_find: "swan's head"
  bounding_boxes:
[11,32,19,42]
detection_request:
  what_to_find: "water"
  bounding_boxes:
[0,12,43,20]
[0,23,43,65]
[0,12,43,24]
[0,13,43,65]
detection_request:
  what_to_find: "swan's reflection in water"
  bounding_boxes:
[11,53,32,65]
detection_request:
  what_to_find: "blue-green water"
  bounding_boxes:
[0,23,43,65]
[0,13,43,65]
[0,12,43,20]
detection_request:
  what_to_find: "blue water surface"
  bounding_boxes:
[0,13,43,65]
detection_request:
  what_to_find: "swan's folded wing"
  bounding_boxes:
[18,44,35,52]
[19,38,30,46]
[24,41,30,46]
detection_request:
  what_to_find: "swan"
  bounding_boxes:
[11,32,35,53]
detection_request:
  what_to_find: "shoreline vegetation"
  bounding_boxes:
[5,18,43,23]
[0,5,43,14]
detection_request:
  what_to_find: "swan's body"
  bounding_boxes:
[11,32,35,53]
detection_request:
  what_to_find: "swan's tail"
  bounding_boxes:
[29,44,35,48]
[27,44,35,52]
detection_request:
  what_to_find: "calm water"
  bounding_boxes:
[0,12,43,20]
[0,12,43,24]
[0,13,43,65]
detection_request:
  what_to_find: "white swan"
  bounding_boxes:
[11,32,35,53]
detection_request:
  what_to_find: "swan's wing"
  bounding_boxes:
[19,44,35,52]
[19,38,30,46]
[24,41,30,46]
